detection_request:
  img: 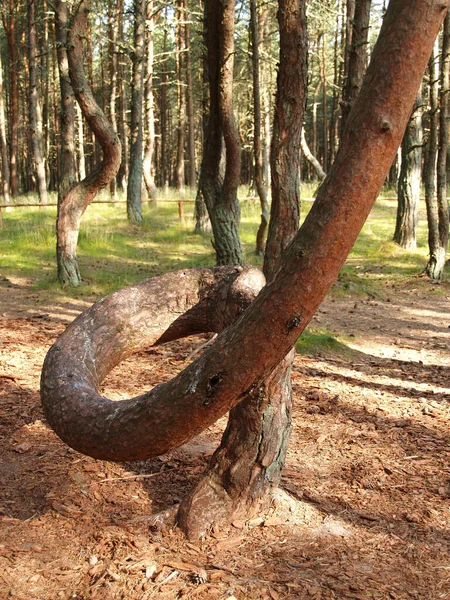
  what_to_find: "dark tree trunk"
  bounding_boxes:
[56,0,122,285]
[341,0,372,132]
[28,0,48,204]
[198,0,243,266]
[394,92,423,249]
[250,0,269,256]
[41,0,445,539]
[127,0,146,225]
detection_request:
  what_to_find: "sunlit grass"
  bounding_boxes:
[0,188,446,307]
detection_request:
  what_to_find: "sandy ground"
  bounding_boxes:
[0,275,449,600]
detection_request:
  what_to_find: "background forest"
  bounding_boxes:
[0,0,448,284]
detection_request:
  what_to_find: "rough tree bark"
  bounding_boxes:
[394,92,423,249]
[198,0,243,266]
[250,0,270,256]
[263,0,307,275]
[42,0,446,538]
[56,0,122,285]
[28,0,48,204]
[341,0,372,132]
[127,0,146,225]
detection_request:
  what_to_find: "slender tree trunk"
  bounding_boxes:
[108,0,122,201]
[143,1,157,199]
[28,0,48,203]
[250,0,270,256]
[117,11,128,193]
[394,91,423,249]
[185,14,196,189]
[127,0,146,225]
[55,0,77,200]
[424,40,443,279]
[5,0,19,197]
[56,0,122,285]
[175,0,187,192]
[341,0,372,131]
[301,128,326,180]
[436,12,450,270]
[194,32,210,234]
[197,0,242,266]
[321,33,328,171]
[0,48,10,204]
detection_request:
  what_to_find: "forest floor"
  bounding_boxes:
[0,274,449,600]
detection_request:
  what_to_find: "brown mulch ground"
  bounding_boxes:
[0,276,449,600]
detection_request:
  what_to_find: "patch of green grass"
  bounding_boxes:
[0,189,447,305]
[296,327,353,358]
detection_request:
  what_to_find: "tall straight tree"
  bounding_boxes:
[28,0,48,204]
[175,0,187,192]
[198,0,243,266]
[250,0,269,256]
[107,0,122,201]
[424,40,441,278]
[434,12,450,274]
[127,0,146,225]
[142,0,157,199]
[394,91,423,249]
[55,0,76,203]
[0,47,10,203]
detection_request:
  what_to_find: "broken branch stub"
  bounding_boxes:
[40,266,265,461]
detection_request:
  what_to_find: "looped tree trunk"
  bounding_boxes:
[41,266,265,461]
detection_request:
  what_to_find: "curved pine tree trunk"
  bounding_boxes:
[56,0,122,285]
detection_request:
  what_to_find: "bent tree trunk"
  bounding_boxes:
[57,0,122,285]
[42,0,446,537]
